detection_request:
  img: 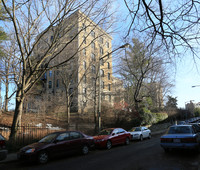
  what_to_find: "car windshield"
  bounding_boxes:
[39,133,58,143]
[0,135,5,140]
[98,129,113,135]
[130,127,141,132]
[167,126,192,134]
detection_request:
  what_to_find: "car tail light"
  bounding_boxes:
[0,140,5,148]
[160,138,173,143]
[181,138,197,143]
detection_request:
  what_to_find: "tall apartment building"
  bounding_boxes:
[24,10,114,114]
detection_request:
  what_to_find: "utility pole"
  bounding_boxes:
[98,43,130,132]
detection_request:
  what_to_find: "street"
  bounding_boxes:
[1,135,200,170]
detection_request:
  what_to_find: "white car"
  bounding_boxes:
[129,127,151,141]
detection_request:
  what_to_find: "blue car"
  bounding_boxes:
[160,125,200,152]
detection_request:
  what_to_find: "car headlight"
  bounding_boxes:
[25,148,35,153]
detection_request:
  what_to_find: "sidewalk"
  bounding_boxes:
[0,152,17,164]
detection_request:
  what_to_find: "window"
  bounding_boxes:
[108,84,111,91]
[100,69,104,77]
[109,95,111,102]
[91,42,95,50]
[100,47,103,55]
[101,81,105,89]
[106,42,109,48]
[91,30,95,37]
[56,79,59,88]
[50,36,54,41]
[92,65,96,74]
[100,58,104,66]
[91,53,96,61]
[56,132,70,141]
[83,88,87,94]
[49,70,52,77]
[70,132,83,139]
[118,128,125,133]
[83,61,86,70]
[69,88,73,95]
[49,81,52,89]
[83,48,86,56]
[108,73,110,80]
[107,62,110,69]
[83,75,86,83]
[99,37,103,44]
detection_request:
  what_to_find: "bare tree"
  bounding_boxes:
[1,0,114,139]
[0,39,18,112]
[123,0,200,57]
[119,38,172,110]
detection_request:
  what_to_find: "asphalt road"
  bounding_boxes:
[1,135,200,170]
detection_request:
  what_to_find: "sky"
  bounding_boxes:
[175,58,200,108]
[3,0,200,110]
[112,0,200,109]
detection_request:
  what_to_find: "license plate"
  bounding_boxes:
[173,139,180,143]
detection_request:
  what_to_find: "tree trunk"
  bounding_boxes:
[66,91,70,124]
[93,82,98,133]
[4,66,9,112]
[4,77,9,112]
[67,95,70,124]
[9,90,24,140]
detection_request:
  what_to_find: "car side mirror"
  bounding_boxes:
[112,133,115,136]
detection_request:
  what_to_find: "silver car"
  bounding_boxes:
[129,127,151,141]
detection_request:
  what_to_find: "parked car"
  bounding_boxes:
[129,127,151,141]
[0,134,7,161]
[189,123,200,132]
[17,131,94,164]
[160,125,200,152]
[93,128,131,149]
[177,121,185,125]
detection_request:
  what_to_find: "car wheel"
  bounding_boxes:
[148,133,151,139]
[81,145,89,155]
[125,137,130,145]
[106,140,112,150]
[140,135,143,141]
[37,151,49,164]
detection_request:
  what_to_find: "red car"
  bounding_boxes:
[93,128,131,149]
[0,134,7,161]
[0,134,6,149]
[17,131,94,164]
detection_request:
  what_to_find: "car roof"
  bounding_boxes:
[47,130,83,135]
[170,124,193,127]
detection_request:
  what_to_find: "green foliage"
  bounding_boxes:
[139,107,168,125]
[0,27,6,41]
[165,95,178,109]
[194,108,200,117]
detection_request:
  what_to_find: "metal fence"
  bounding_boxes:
[0,125,63,147]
